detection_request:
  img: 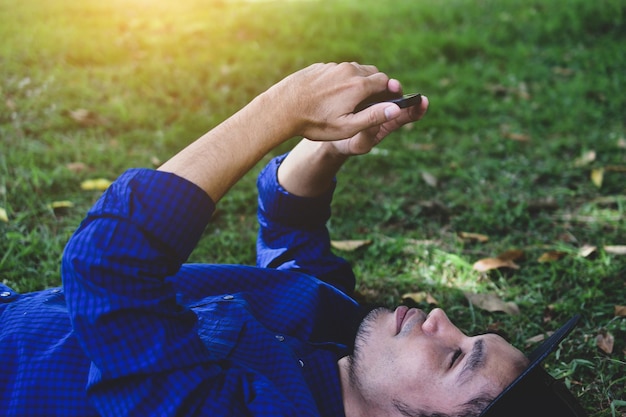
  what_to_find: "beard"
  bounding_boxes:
[347,306,391,391]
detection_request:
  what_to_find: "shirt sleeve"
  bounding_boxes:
[256,154,356,295]
[61,169,300,417]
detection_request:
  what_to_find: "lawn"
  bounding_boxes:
[1,0,625,414]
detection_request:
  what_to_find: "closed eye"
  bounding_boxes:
[449,348,462,368]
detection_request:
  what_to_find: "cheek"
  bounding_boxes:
[365,344,432,390]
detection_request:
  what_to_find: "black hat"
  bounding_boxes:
[479,315,588,417]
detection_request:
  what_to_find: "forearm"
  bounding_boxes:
[277,139,348,197]
[157,62,401,203]
[158,90,292,202]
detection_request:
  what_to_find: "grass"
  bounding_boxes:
[1,0,625,414]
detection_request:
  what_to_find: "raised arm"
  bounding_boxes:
[255,78,428,292]
[158,62,407,202]
[277,81,429,198]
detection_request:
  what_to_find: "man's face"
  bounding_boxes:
[340,307,529,416]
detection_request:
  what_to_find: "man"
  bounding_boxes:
[0,62,587,416]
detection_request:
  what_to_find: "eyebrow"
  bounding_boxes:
[458,338,485,383]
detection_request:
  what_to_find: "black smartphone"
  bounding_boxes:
[356,92,422,111]
[385,93,422,108]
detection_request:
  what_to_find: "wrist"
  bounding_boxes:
[257,80,302,141]
[277,140,348,198]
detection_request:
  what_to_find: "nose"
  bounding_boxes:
[421,308,456,336]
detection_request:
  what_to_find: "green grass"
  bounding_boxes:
[1,0,625,414]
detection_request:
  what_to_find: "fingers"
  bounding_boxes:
[363,102,403,124]
[405,94,429,123]
[292,62,427,141]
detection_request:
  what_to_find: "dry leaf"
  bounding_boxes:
[527,197,559,212]
[605,165,626,172]
[48,200,74,216]
[552,66,575,76]
[331,239,372,252]
[615,306,626,317]
[66,162,88,173]
[80,178,112,191]
[458,232,489,243]
[0,207,8,222]
[49,200,74,209]
[402,292,439,305]
[591,168,604,188]
[464,292,520,315]
[574,150,596,167]
[558,232,578,244]
[526,332,553,344]
[68,109,107,127]
[596,331,614,354]
[578,245,597,258]
[537,251,567,263]
[421,171,438,188]
[150,156,161,167]
[604,245,626,255]
[472,257,519,272]
[497,249,525,262]
[504,132,531,142]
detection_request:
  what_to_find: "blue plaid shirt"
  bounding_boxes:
[0,154,361,416]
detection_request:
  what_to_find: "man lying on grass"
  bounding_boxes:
[0,62,587,417]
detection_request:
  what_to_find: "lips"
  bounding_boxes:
[395,306,426,335]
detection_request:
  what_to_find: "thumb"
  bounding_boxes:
[349,103,401,130]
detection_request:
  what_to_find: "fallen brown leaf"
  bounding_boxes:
[596,330,614,354]
[331,239,372,252]
[421,171,438,188]
[402,292,439,305]
[66,162,89,173]
[526,332,553,345]
[150,156,162,167]
[591,168,604,188]
[80,178,112,191]
[537,251,567,263]
[497,249,525,262]
[578,245,597,258]
[49,200,74,209]
[573,150,596,167]
[68,109,107,127]
[48,200,74,216]
[552,66,575,76]
[458,232,489,243]
[604,245,626,255]
[473,257,520,272]
[504,132,531,142]
[464,292,520,315]
[615,306,626,317]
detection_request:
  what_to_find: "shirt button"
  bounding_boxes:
[0,291,11,297]
[275,335,285,342]
[298,359,305,368]
[223,295,234,300]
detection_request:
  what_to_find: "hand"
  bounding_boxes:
[328,82,429,156]
[267,62,405,141]
[276,81,428,198]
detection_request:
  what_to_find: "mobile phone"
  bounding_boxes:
[385,93,422,108]
[356,92,422,111]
